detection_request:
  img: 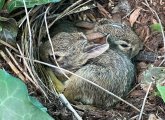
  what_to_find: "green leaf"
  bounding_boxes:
[0,69,54,120]
[141,66,165,85]
[150,23,163,32]
[157,84,165,103]
[29,96,47,112]
[0,16,18,46]
[7,0,61,12]
[141,66,165,102]
[0,0,5,10]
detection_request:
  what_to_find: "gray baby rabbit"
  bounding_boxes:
[49,18,143,59]
[93,18,143,58]
[63,39,135,107]
[40,31,135,108]
[40,32,108,80]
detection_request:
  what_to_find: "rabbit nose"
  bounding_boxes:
[57,61,70,69]
[55,60,64,66]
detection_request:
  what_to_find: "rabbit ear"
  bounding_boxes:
[85,43,109,59]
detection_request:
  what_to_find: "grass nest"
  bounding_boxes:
[0,0,165,119]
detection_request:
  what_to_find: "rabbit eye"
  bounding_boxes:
[49,55,54,64]
[49,55,61,63]
[120,44,129,48]
[55,55,60,59]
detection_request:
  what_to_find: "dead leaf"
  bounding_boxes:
[97,3,112,18]
[148,114,163,120]
[152,18,158,24]
[130,90,145,97]
[129,8,141,27]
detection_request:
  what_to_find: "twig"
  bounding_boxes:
[18,9,32,28]
[59,94,82,120]
[158,58,165,66]
[49,0,93,28]
[5,48,32,82]
[158,106,165,114]
[22,0,33,58]
[0,50,25,81]
[130,115,139,120]
[17,44,38,86]
[17,44,49,99]
[22,0,50,100]
[0,39,18,52]
[122,8,135,19]
[16,55,141,113]
[22,1,42,93]
[30,64,59,98]
[126,83,140,97]
[138,82,152,120]
[49,0,83,28]
[63,0,93,17]
[10,10,25,18]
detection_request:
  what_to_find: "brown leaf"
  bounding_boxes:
[129,8,141,27]
[152,18,158,24]
[148,114,163,120]
[130,90,145,97]
[96,3,112,18]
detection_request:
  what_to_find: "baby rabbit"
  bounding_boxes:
[93,18,143,58]
[40,32,108,80]
[50,18,143,58]
[40,31,135,108]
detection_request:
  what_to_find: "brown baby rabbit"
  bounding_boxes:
[40,31,135,108]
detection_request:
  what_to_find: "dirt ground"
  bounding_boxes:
[0,0,165,120]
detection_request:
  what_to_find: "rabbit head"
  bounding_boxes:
[95,19,143,58]
[40,32,109,72]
